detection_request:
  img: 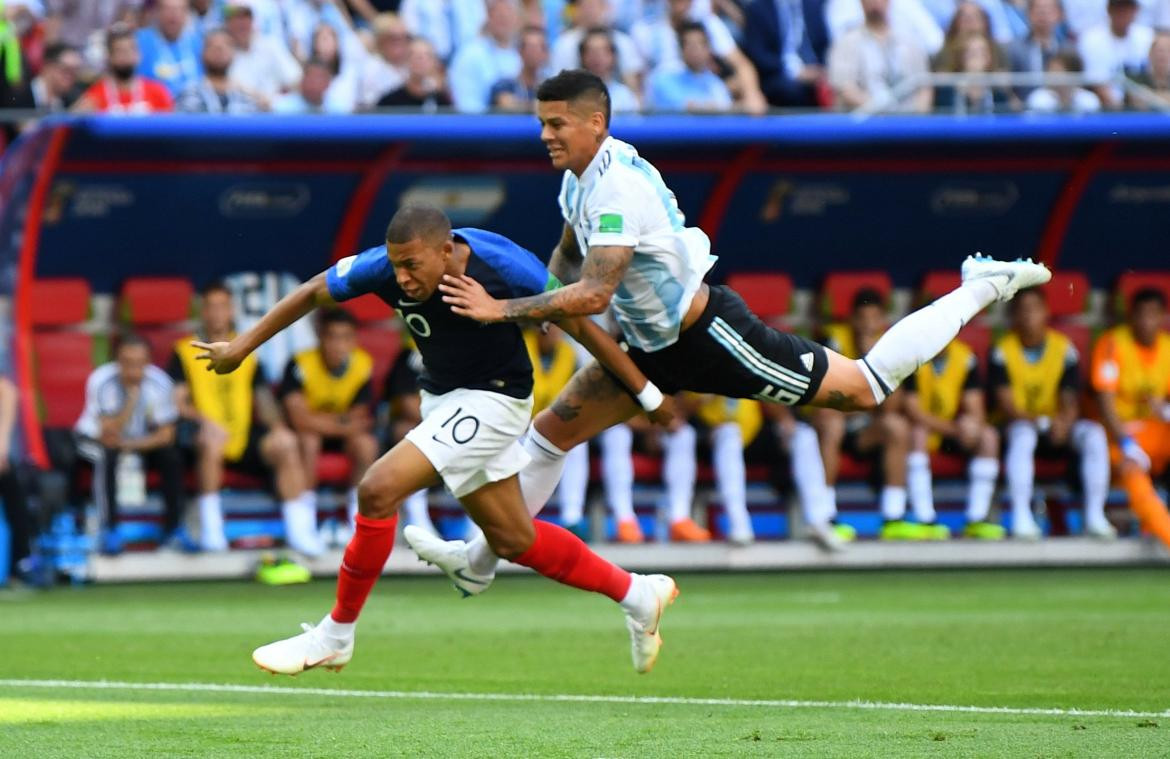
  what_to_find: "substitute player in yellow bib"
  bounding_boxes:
[1091,288,1170,549]
[903,338,1003,539]
[990,288,1113,540]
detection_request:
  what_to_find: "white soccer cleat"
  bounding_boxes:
[961,254,1052,302]
[808,521,847,553]
[1011,519,1044,541]
[403,524,495,597]
[252,616,353,675]
[1085,520,1118,540]
[624,573,679,674]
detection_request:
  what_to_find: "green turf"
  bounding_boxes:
[2,569,1169,757]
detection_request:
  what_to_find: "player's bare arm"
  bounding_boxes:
[440,245,633,323]
[195,272,336,374]
[547,223,584,285]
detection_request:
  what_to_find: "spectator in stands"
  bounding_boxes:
[524,325,591,539]
[826,0,943,58]
[551,0,645,89]
[273,56,349,113]
[1026,49,1102,112]
[6,0,45,73]
[990,288,1113,540]
[741,0,830,108]
[74,335,185,556]
[1007,0,1072,99]
[934,1,1004,73]
[376,37,451,110]
[400,0,485,63]
[225,0,301,103]
[136,0,203,98]
[934,33,1013,113]
[30,40,83,111]
[178,27,264,113]
[827,0,932,112]
[283,0,359,65]
[635,0,765,111]
[279,309,377,537]
[902,335,1003,541]
[1079,0,1154,109]
[579,27,641,112]
[0,377,37,585]
[646,21,733,111]
[770,405,857,549]
[811,290,924,541]
[601,422,643,542]
[170,282,313,554]
[1091,288,1170,551]
[448,0,521,113]
[490,24,549,111]
[377,337,436,535]
[1129,32,1170,108]
[358,12,409,108]
[1064,0,1162,38]
[0,5,34,120]
[43,0,141,75]
[310,23,360,113]
[74,24,174,113]
[342,0,398,28]
[189,0,223,38]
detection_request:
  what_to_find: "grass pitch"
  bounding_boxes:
[2,569,1168,757]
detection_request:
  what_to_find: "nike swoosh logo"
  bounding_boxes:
[453,568,489,586]
[304,651,340,669]
[398,299,423,307]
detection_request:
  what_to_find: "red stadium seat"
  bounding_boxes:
[725,272,793,321]
[356,326,402,396]
[958,324,992,373]
[30,278,90,326]
[822,272,893,320]
[141,327,190,367]
[1052,322,1093,382]
[32,331,93,427]
[316,452,353,486]
[919,271,959,304]
[121,277,194,324]
[340,294,394,323]
[1043,271,1090,318]
[1116,272,1170,317]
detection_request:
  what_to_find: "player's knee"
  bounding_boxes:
[356,468,401,520]
[482,520,535,560]
[881,413,910,446]
[979,425,999,456]
[532,409,577,451]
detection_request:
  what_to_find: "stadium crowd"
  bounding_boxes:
[0,0,1168,123]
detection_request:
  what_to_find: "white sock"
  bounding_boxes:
[712,423,752,538]
[602,424,636,522]
[906,451,936,523]
[402,489,432,531]
[618,573,650,615]
[1005,421,1038,528]
[320,613,355,641]
[879,485,908,521]
[344,487,358,526]
[557,443,589,525]
[197,492,226,548]
[825,486,839,521]
[663,424,698,524]
[519,425,569,517]
[789,421,832,525]
[966,456,1000,522]
[282,491,320,551]
[1073,420,1111,528]
[864,280,1000,397]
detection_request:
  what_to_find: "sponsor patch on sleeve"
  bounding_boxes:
[598,213,623,234]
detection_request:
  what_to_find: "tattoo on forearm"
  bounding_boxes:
[501,286,597,322]
[822,390,867,413]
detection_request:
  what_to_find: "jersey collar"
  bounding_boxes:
[578,135,616,183]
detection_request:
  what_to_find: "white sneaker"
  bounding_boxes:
[252,616,353,675]
[728,530,755,547]
[624,574,679,674]
[1011,519,1043,541]
[403,524,495,597]
[1085,520,1118,540]
[808,521,847,553]
[961,254,1052,302]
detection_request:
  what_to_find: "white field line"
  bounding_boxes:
[0,679,1166,720]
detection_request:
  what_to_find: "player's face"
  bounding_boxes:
[1131,300,1165,345]
[537,99,605,175]
[851,304,887,343]
[321,323,356,371]
[1011,292,1048,337]
[201,291,235,336]
[387,237,451,302]
[117,344,150,387]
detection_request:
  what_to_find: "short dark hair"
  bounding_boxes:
[386,204,451,246]
[305,56,337,77]
[114,332,150,356]
[201,281,232,299]
[536,68,611,127]
[579,27,615,60]
[1053,49,1084,73]
[1010,286,1047,310]
[106,22,136,54]
[676,20,708,46]
[43,42,79,66]
[1130,287,1168,312]
[319,308,358,331]
[851,287,886,312]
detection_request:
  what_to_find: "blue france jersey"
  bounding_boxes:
[326,228,558,399]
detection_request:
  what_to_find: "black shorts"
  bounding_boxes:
[226,425,270,477]
[627,285,828,406]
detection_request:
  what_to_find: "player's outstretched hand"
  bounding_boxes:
[192,340,244,374]
[647,395,677,428]
[440,274,505,323]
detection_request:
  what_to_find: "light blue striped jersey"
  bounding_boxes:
[557,136,716,352]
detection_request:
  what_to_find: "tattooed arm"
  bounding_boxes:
[441,245,633,324]
[548,223,584,285]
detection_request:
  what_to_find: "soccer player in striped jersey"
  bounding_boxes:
[411,68,1052,596]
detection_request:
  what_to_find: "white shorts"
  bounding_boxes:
[405,388,534,499]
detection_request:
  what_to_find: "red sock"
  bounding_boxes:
[331,513,397,623]
[512,520,632,602]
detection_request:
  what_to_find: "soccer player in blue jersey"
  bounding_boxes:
[411,69,1054,595]
[195,205,679,675]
